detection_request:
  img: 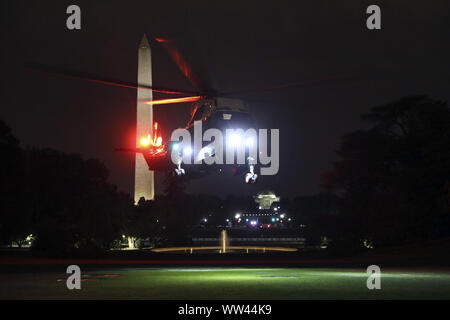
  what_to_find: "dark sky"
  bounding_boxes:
[1,0,449,199]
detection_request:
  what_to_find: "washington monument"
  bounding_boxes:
[134,34,154,202]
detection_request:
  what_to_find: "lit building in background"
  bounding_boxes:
[254,190,280,210]
[231,191,291,229]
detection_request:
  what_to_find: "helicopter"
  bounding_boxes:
[116,37,336,183]
[26,36,342,184]
[120,95,260,184]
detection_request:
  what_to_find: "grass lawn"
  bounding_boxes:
[1,267,450,299]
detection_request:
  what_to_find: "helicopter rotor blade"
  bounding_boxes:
[25,63,200,95]
[154,37,205,90]
[141,96,202,106]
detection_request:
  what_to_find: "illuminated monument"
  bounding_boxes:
[134,34,154,203]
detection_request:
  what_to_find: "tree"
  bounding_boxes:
[323,96,450,247]
[0,119,31,246]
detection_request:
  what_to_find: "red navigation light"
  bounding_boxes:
[140,134,151,147]
[139,122,164,148]
[153,122,162,147]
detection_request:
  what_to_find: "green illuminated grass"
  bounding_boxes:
[1,267,450,299]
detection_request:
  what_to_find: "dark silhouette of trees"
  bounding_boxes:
[323,96,450,248]
[0,119,135,255]
[4,94,448,256]
[291,192,339,246]
[23,148,134,255]
[0,121,30,247]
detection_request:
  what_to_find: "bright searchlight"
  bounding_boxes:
[227,134,241,146]
[183,146,193,156]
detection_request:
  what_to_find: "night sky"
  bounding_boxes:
[1,1,449,199]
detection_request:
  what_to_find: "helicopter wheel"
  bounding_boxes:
[245,173,258,184]
[175,168,185,176]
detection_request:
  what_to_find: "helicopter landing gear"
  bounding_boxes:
[174,161,185,176]
[245,157,258,184]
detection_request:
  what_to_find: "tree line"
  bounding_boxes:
[321,95,450,250]
[1,95,449,255]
